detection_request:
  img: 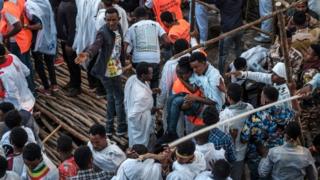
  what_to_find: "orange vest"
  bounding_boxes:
[1,0,32,53]
[172,78,204,126]
[168,19,190,43]
[152,0,183,32]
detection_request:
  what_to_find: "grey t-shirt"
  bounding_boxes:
[124,20,166,64]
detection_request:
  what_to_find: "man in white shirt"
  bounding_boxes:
[87,124,126,172]
[124,7,170,104]
[1,110,35,156]
[229,62,293,109]
[0,44,35,112]
[219,83,254,180]
[167,140,206,179]
[112,144,162,180]
[7,127,28,176]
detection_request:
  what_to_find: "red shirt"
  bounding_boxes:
[58,157,78,180]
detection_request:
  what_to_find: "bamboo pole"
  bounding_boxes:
[250,26,273,37]
[172,0,306,59]
[169,95,301,147]
[276,1,292,83]
[42,125,62,144]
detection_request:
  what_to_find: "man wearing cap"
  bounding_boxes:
[229,62,295,110]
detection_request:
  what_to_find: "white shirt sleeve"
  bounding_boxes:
[241,71,273,85]
[124,28,132,44]
[5,12,19,25]
[145,0,153,8]
[156,23,166,37]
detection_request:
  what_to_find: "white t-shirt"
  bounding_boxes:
[0,126,36,148]
[0,171,20,180]
[105,30,123,78]
[124,20,166,64]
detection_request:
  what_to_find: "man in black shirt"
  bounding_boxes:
[57,0,82,96]
[205,0,244,74]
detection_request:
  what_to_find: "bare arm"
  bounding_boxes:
[3,22,22,39]
[26,23,42,31]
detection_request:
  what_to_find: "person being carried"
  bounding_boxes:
[165,52,225,137]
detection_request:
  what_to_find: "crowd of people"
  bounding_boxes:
[0,0,319,179]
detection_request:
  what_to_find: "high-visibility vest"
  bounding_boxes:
[172,78,205,126]
[168,19,190,43]
[152,0,183,32]
[1,0,32,53]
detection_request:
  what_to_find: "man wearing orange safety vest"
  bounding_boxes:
[0,0,34,92]
[160,11,190,44]
[145,0,183,32]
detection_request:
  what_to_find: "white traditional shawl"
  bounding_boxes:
[25,0,57,55]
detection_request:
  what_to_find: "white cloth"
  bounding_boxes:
[230,46,268,85]
[25,0,57,55]
[113,4,128,34]
[0,126,36,148]
[87,139,126,172]
[0,54,35,111]
[96,4,128,34]
[112,158,162,180]
[0,171,20,180]
[172,151,206,177]
[124,75,154,147]
[21,154,59,180]
[189,64,225,111]
[11,154,25,176]
[309,0,320,16]
[196,143,225,170]
[240,45,268,72]
[124,20,166,64]
[73,0,101,54]
[167,169,195,180]
[219,101,254,161]
[195,171,232,180]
